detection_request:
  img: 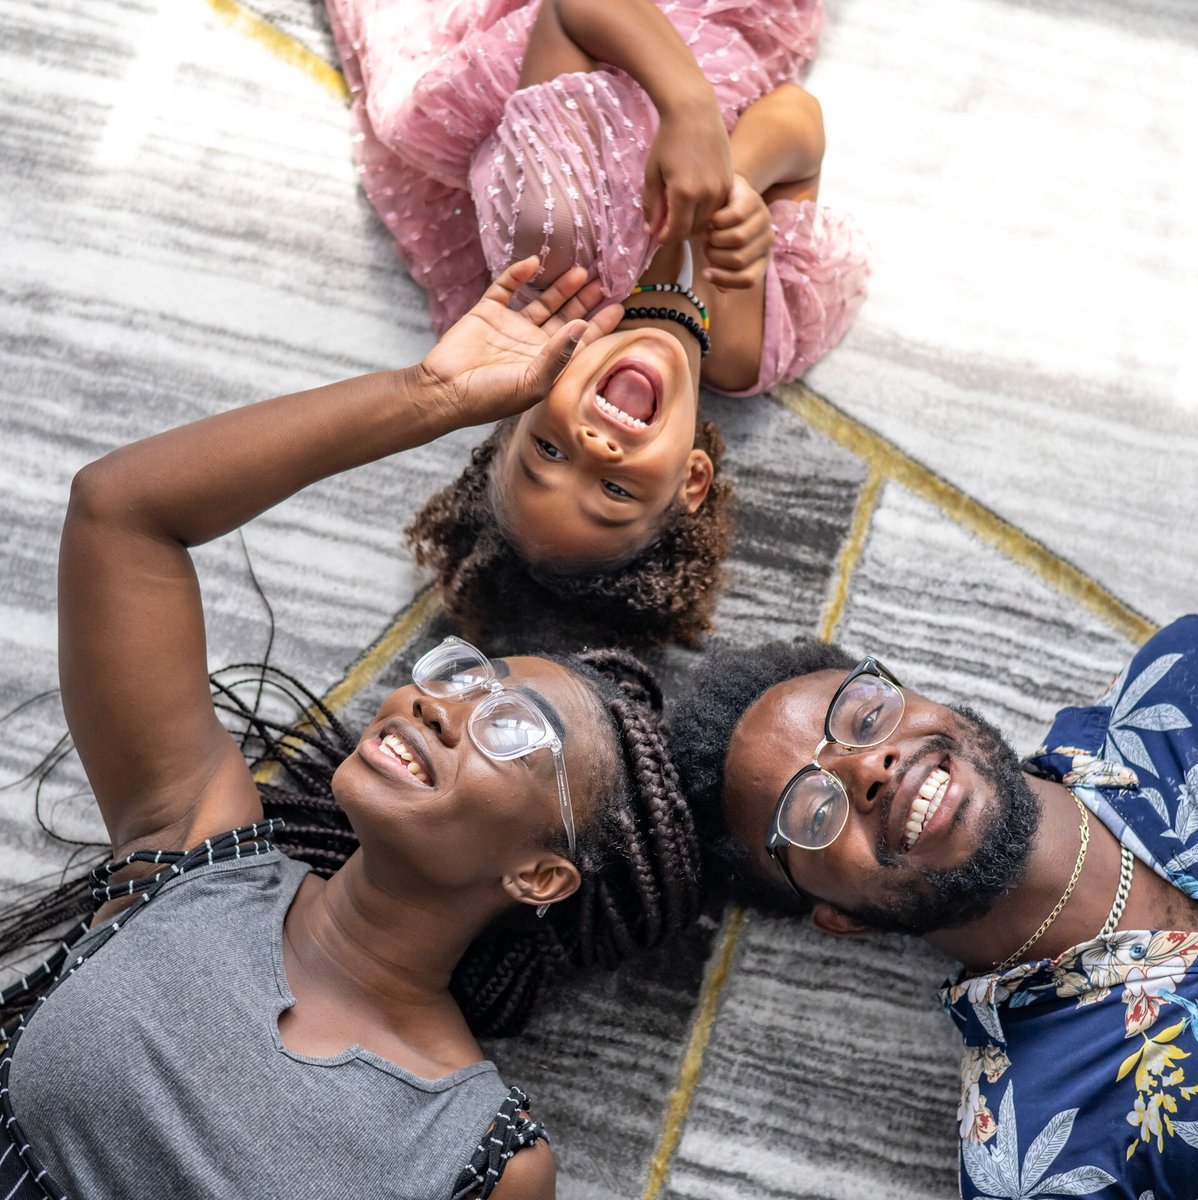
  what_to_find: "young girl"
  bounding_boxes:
[327,0,869,649]
[0,262,702,1200]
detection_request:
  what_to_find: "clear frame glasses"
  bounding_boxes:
[412,637,577,873]
[766,657,904,897]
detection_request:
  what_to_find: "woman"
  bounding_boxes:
[329,0,869,649]
[0,261,702,1199]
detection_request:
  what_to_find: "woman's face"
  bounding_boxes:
[333,656,609,897]
[490,327,714,570]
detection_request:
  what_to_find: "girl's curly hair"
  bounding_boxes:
[406,420,734,651]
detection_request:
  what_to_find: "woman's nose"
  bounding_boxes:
[412,695,463,746]
[577,424,622,460]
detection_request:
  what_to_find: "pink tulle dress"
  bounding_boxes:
[326,0,869,395]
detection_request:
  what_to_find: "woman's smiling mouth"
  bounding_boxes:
[360,722,436,787]
[380,733,431,784]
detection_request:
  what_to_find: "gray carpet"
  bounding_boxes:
[1,0,1195,1196]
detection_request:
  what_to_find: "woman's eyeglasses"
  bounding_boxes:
[412,638,577,887]
[766,657,904,897]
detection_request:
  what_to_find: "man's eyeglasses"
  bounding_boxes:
[413,638,577,895]
[766,657,904,898]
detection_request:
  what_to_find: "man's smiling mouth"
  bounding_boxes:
[902,766,950,851]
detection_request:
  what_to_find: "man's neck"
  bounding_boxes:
[926,776,1130,974]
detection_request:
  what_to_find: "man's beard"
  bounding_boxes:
[836,704,1041,937]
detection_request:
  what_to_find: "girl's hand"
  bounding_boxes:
[702,174,774,290]
[643,103,734,245]
[420,257,624,427]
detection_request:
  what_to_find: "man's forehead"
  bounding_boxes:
[739,668,843,735]
[724,670,843,838]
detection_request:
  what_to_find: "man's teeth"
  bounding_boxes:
[380,734,429,783]
[904,767,949,850]
[596,393,647,429]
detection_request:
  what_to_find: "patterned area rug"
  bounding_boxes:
[1,0,1195,1196]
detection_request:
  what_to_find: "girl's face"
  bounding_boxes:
[491,327,714,570]
[333,656,608,901]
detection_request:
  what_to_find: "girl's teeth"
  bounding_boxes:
[903,767,949,850]
[596,393,647,429]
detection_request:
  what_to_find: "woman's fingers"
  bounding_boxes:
[484,255,543,306]
[577,298,625,344]
[517,264,593,325]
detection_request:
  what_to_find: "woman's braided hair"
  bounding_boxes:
[449,648,701,1033]
[406,421,734,652]
[2,654,701,1039]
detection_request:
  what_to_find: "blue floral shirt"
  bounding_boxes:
[941,615,1198,1199]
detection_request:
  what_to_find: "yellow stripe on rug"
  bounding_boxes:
[249,585,440,784]
[642,904,748,1200]
[819,467,884,643]
[781,383,1157,645]
[320,584,441,714]
[205,0,348,101]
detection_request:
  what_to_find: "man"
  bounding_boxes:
[671,617,1198,1198]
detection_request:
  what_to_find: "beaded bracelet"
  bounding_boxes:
[629,283,709,332]
[622,306,712,357]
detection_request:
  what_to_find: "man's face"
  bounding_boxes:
[723,669,1040,935]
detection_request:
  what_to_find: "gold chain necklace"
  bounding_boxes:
[994,793,1090,973]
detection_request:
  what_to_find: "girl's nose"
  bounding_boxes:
[577,424,622,460]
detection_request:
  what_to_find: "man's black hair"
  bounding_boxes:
[669,638,856,916]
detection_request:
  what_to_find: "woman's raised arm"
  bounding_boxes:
[58,260,622,857]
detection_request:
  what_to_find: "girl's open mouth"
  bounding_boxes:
[595,361,662,429]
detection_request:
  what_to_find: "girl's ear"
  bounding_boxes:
[679,449,714,513]
[811,901,874,938]
[502,854,581,912]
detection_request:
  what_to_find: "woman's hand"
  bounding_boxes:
[420,257,624,426]
[643,102,734,245]
[702,174,774,290]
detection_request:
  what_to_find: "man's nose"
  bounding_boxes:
[577,424,623,460]
[834,738,902,808]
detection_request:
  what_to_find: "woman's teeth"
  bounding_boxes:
[904,767,949,850]
[596,393,648,429]
[380,734,429,783]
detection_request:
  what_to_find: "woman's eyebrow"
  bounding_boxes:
[511,684,565,741]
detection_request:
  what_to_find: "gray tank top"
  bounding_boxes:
[8,851,512,1199]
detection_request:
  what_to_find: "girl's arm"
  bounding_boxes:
[698,84,826,293]
[59,261,621,858]
[519,0,732,245]
[729,82,826,205]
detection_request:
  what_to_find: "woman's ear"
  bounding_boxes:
[502,854,581,912]
[679,449,714,514]
[811,901,874,938]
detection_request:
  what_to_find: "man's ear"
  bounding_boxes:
[811,901,874,937]
[501,854,581,912]
[678,449,714,514]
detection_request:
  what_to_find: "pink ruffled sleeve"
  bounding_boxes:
[326,0,535,333]
[469,70,660,310]
[712,199,871,397]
